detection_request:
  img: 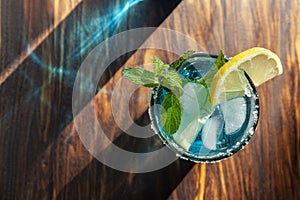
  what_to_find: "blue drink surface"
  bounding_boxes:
[149,53,259,162]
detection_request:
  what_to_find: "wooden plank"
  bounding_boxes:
[1,0,299,199]
[0,0,82,85]
[0,1,182,199]
[165,0,300,199]
[32,0,300,199]
[23,49,183,199]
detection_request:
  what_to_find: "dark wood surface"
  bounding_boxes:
[0,0,299,199]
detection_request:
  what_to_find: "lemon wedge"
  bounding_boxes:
[210,47,283,105]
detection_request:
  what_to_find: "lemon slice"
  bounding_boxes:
[210,47,283,105]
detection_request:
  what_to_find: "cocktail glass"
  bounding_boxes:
[149,53,259,162]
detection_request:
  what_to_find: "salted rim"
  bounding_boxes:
[148,53,260,163]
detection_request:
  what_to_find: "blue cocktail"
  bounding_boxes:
[149,53,259,162]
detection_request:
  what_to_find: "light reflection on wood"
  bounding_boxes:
[0,0,82,85]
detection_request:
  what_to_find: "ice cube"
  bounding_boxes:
[201,116,223,150]
[173,83,211,150]
[178,64,201,80]
[181,82,212,117]
[220,97,246,134]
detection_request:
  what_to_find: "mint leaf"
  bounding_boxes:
[158,69,183,96]
[160,93,182,134]
[122,67,159,87]
[153,56,169,75]
[171,50,195,71]
[215,50,225,69]
[121,50,228,136]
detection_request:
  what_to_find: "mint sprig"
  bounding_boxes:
[122,50,224,135]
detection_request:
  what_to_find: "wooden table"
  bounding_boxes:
[0,0,299,199]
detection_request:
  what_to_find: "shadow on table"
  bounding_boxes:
[57,111,195,200]
[0,0,184,198]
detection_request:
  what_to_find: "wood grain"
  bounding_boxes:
[0,0,299,199]
[0,0,182,199]
[163,0,300,199]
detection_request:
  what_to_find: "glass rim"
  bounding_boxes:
[148,52,260,163]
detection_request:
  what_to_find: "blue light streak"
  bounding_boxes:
[27,0,143,90]
[1,0,143,127]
